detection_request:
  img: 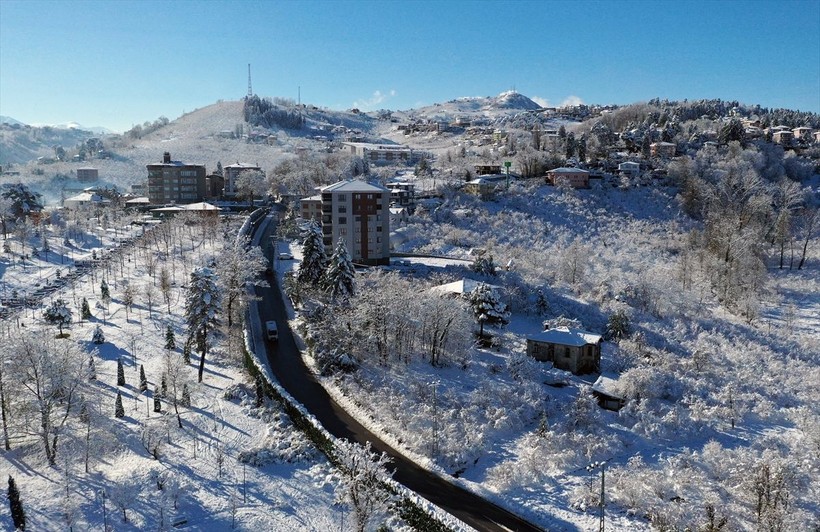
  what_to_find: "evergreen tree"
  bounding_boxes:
[606,309,631,340]
[114,393,125,418]
[92,325,105,344]
[79,402,89,423]
[161,374,167,397]
[297,221,327,286]
[117,358,125,386]
[43,298,72,336]
[181,384,191,407]
[183,341,191,364]
[100,279,110,306]
[139,365,148,392]
[80,297,91,321]
[254,374,265,408]
[88,355,96,381]
[153,386,162,412]
[470,254,497,276]
[184,267,221,383]
[641,134,652,158]
[469,282,510,336]
[322,237,355,303]
[165,325,175,351]
[7,475,26,531]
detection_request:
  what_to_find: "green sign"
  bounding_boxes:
[504,161,512,168]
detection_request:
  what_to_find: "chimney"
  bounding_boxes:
[163,152,171,163]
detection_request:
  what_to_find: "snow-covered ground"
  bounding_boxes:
[278,180,820,531]
[0,213,396,531]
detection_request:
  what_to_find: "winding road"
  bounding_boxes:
[250,213,572,532]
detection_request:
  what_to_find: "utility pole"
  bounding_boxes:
[587,461,606,532]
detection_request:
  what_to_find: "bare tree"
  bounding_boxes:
[333,439,392,532]
[10,332,88,465]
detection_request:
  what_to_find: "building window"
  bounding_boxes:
[338,194,346,201]
[376,226,382,232]
[376,237,381,243]
[340,228,347,236]
[338,217,347,224]
[354,194,361,199]
[367,194,373,199]
[338,206,347,213]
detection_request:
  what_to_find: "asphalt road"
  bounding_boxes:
[253,217,563,532]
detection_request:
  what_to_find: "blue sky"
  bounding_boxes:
[1,0,818,132]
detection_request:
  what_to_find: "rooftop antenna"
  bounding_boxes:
[247,64,253,98]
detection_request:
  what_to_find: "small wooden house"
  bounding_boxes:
[526,326,602,375]
[592,376,625,411]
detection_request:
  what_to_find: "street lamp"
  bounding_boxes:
[586,460,607,532]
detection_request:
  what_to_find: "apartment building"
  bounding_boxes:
[320,179,390,265]
[223,162,262,198]
[146,152,206,205]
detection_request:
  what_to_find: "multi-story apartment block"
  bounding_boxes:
[319,179,390,265]
[146,152,206,205]
[223,162,261,198]
[342,142,414,164]
[76,167,98,182]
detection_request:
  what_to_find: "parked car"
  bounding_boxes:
[278,252,294,260]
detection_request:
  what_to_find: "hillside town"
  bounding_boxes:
[1,90,819,531]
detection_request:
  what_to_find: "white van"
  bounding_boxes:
[265,320,278,341]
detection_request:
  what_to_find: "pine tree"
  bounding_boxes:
[153,386,161,413]
[80,297,91,320]
[92,325,105,344]
[139,365,148,392]
[297,220,328,286]
[100,279,111,306]
[165,325,175,351]
[182,341,191,364]
[161,374,167,397]
[79,402,89,423]
[322,237,355,303]
[7,475,26,531]
[254,374,265,408]
[181,384,191,407]
[117,358,125,386]
[184,267,221,383]
[114,392,125,418]
[43,298,72,336]
[469,282,510,337]
[88,355,97,381]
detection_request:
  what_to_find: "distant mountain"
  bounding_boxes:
[31,122,116,136]
[0,115,26,127]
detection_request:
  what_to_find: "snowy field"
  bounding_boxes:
[0,211,410,531]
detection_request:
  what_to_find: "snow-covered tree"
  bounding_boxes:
[10,332,87,465]
[117,358,125,386]
[333,439,392,532]
[114,392,124,418]
[323,237,355,303]
[1,183,43,219]
[215,234,267,327]
[468,282,509,336]
[235,169,269,205]
[470,254,497,277]
[80,297,91,321]
[184,267,221,382]
[606,309,631,341]
[43,298,72,336]
[139,365,148,392]
[92,325,105,344]
[153,386,161,413]
[100,279,111,307]
[165,325,176,351]
[121,283,136,321]
[298,220,327,286]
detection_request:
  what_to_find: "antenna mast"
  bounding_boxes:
[247,64,253,98]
